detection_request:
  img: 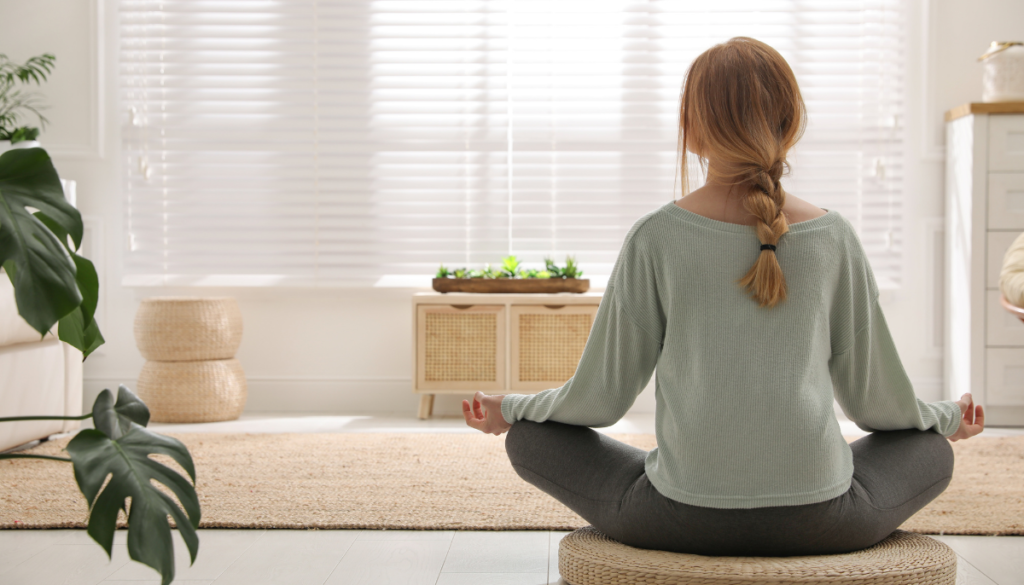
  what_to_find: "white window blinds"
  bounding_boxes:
[120,0,905,288]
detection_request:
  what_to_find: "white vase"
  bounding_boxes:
[981,42,1024,102]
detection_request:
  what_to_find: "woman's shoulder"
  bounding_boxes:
[666,192,832,227]
[628,195,854,249]
[782,195,828,224]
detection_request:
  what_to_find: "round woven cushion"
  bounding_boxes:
[558,527,956,585]
[136,359,247,423]
[134,297,243,361]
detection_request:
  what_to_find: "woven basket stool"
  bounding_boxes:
[558,526,956,585]
[135,297,243,361]
[134,297,246,423]
[136,359,247,423]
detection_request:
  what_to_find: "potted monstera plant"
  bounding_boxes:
[0,146,200,585]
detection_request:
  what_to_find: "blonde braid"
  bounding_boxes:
[678,37,807,308]
[738,160,789,307]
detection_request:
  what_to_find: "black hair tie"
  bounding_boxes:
[760,244,777,252]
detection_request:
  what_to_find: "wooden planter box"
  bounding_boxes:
[432,278,589,294]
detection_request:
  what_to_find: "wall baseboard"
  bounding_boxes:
[86,375,659,418]
[85,375,941,419]
[86,377,425,417]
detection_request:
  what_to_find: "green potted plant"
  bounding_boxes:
[433,255,589,293]
[0,146,200,585]
[0,53,56,149]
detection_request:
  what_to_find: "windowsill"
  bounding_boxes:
[122,274,610,290]
[121,273,893,302]
[121,274,610,300]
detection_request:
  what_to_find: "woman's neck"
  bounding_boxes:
[685,179,748,213]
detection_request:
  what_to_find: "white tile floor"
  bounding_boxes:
[3,413,1022,585]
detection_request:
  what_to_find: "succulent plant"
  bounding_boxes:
[563,255,583,278]
[500,255,521,277]
[435,255,581,279]
[544,255,583,279]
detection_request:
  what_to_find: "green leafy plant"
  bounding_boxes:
[520,268,551,279]
[563,256,582,279]
[0,387,201,585]
[0,147,103,356]
[500,255,520,277]
[0,147,200,585]
[477,263,500,279]
[545,255,583,279]
[0,53,55,142]
[435,255,581,279]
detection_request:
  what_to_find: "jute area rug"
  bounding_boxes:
[1,433,1021,534]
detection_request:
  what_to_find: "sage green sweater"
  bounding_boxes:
[501,201,961,509]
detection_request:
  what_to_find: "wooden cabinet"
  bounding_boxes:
[412,292,602,418]
[416,304,506,394]
[945,103,1024,425]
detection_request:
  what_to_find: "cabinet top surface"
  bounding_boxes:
[945,102,1024,122]
[414,291,603,303]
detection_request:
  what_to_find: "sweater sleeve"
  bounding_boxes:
[500,284,662,427]
[829,297,961,437]
[500,214,663,427]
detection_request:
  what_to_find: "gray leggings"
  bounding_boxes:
[505,420,954,556]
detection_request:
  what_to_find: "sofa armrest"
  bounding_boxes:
[62,343,84,430]
[0,275,55,349]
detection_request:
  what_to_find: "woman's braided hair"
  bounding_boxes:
[678,37,807,308]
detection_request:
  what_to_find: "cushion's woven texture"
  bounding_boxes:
[136,359,247,423]
[133,297,246,423]
[134,297,243,362]
[558,526,956,585]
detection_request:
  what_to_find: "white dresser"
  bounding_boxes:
[945,102,1024,426]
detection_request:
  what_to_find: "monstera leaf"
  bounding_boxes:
[34,211,104,356]
[0,146,104,357]
[66,388,200,585]
[93,385,151,436]
[0,147,81,332]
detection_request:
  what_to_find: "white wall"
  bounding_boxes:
[2,0,1023,418]
[896,1,1024,404]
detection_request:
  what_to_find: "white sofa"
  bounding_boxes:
[0,275,83,451]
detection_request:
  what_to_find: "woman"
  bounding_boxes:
[462,37,984,556]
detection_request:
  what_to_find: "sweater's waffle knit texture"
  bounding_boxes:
[502,202,962,509]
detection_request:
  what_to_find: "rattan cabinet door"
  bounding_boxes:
[510,304,598,392]
[416,305,506,392]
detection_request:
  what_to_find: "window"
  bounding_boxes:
[120,0,904,288]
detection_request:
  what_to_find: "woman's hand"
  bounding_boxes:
[462,391,512,436]
[948,393,985,442]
